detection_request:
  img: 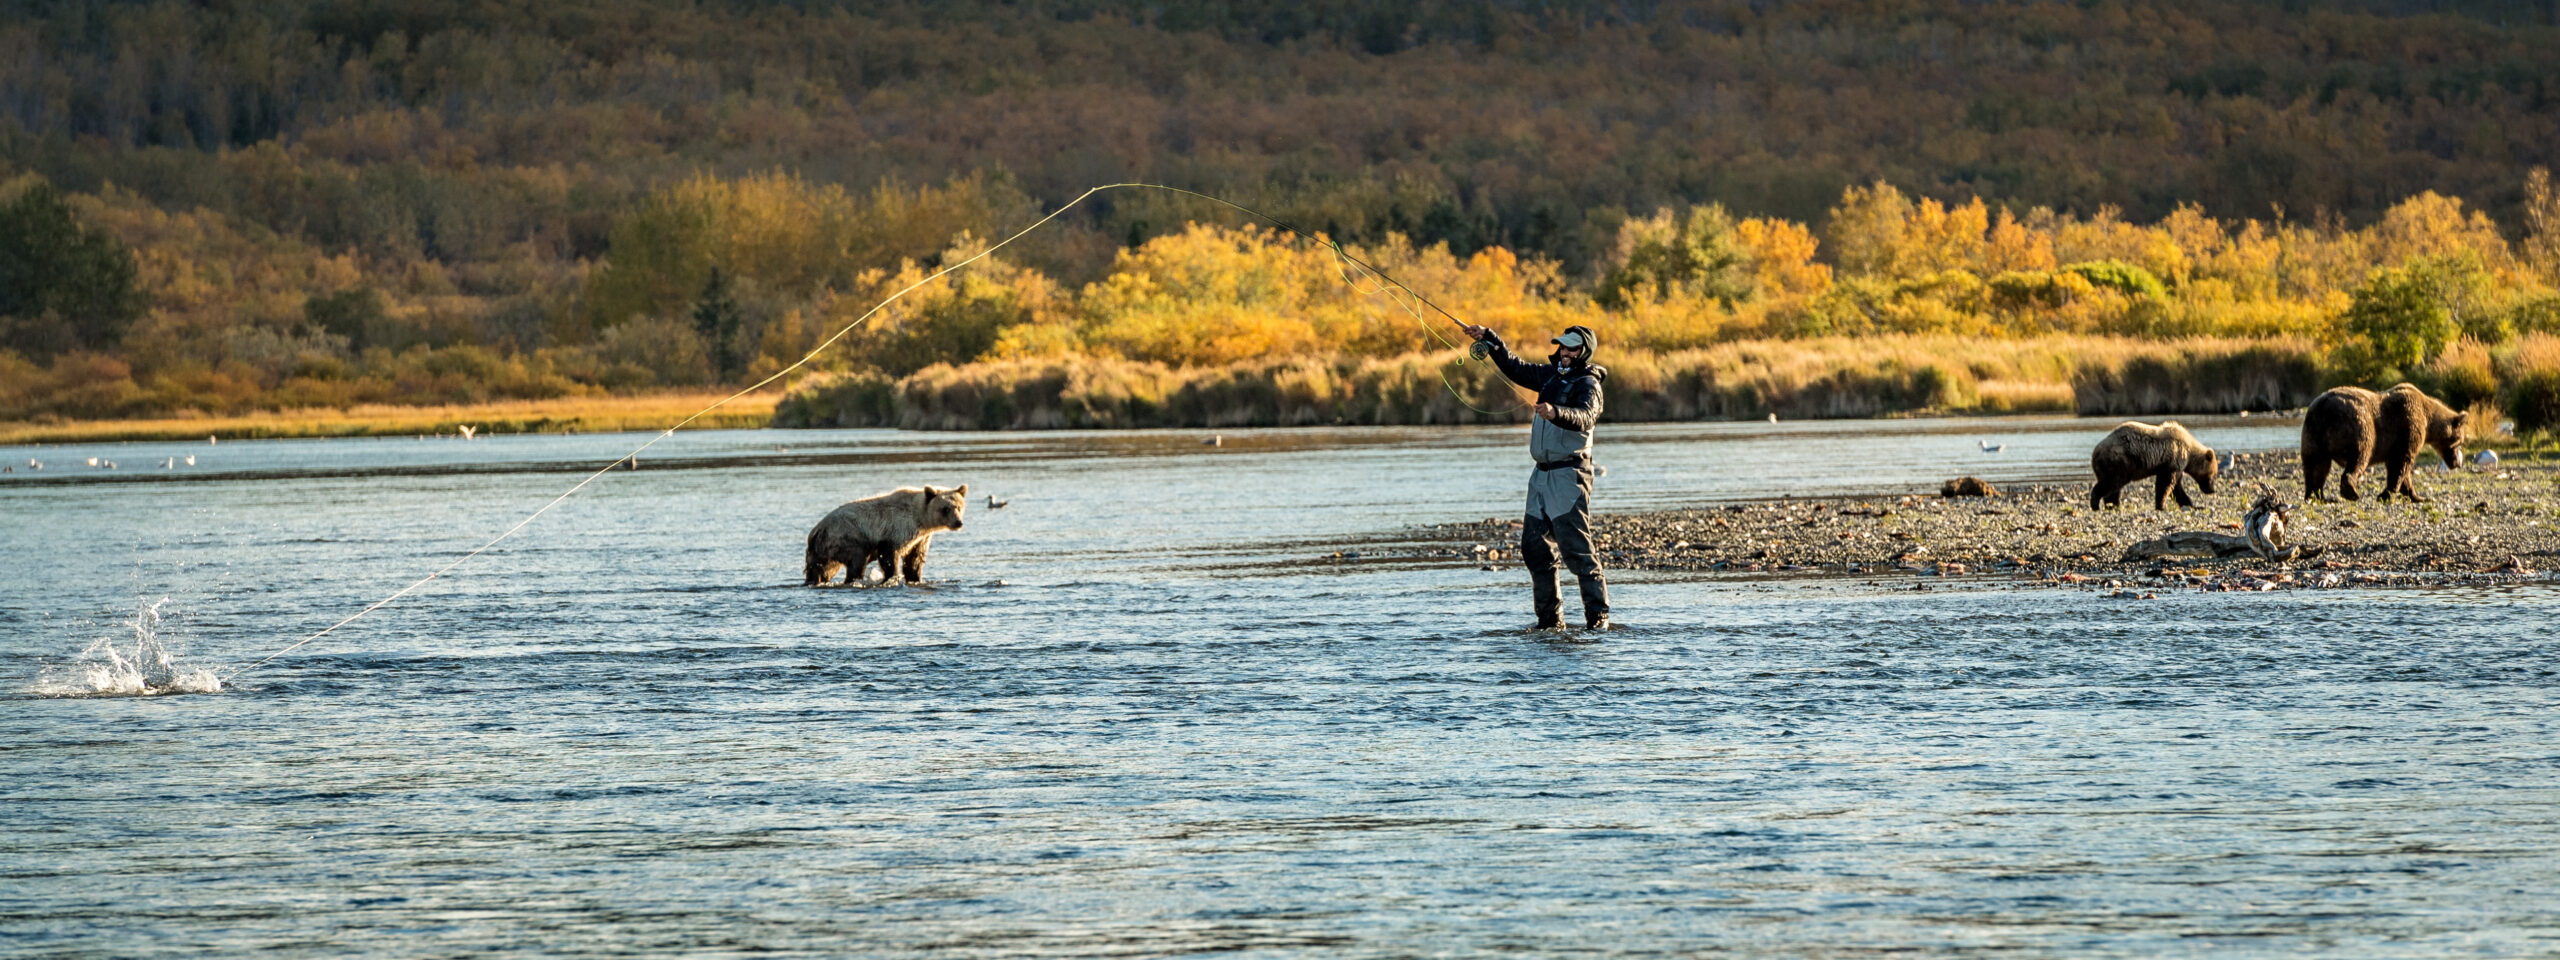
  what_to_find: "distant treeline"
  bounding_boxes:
[10,0,2559,269]
[4,0,2560,431]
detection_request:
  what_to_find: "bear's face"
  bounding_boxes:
[2434,411,2468,467]
[920,484,969,532]
[2188,448,2219,494]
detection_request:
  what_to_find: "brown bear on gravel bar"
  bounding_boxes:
[804,485,969,586]
[1941,476,1999,497]
[2090,421,2218,510]
[2301,383,2466,503]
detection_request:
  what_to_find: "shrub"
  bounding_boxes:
[2496,334,2560,435]
[2061,260,2167,299]
[591,317,713,388]
[2418,339,2498,410]
[2507,293,2560,337]
[2344,263,2460,371]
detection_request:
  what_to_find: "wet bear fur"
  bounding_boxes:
[804,484,968,586]
[2090,421,2218,510]
[2301,383,2466,502]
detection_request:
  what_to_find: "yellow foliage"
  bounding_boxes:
[1825,181,1911,279]
[1072,223,1578,367]
[1982,209,2057,274]
[1897,197,1991,277]
[2048,206,2188,284]
[813,235,1070,376]
[582,170,1032,331]
[1733,217,1832,298]
[2368,191,2514,273]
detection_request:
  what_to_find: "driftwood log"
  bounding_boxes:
[2121,531,2259,561]
[2122,491,2324,562]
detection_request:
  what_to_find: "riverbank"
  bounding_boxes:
[0,392,779,445]
[1370,451,2560,589]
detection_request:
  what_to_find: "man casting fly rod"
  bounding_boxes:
[1457,321,1611,631]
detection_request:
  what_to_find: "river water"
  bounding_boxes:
[4,416,2555,956]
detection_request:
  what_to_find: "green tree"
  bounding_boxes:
[692,267,745,381]
[2344,264,2462,372]
[306,287,389,351]
[0,185,147,360]
[2410,252,2501,343]
[1595,204,1752,309]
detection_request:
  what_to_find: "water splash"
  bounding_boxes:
[38,597,223,696]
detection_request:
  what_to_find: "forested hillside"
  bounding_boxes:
[4,0,2559,430]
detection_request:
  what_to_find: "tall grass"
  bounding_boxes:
[2497,334,2560,435]
[2065,337,2327,415]
[773,335,2337,429]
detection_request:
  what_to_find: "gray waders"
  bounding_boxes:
[1523,457,1608,627]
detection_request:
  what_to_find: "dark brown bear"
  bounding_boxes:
[2301,383,2466,502]
[2089,420,2218,510]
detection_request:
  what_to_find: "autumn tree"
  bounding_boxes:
[2525,167,2560,287]
[583,172,1037,335]
[1825,183,1913,280]
[1731,218,1832,299]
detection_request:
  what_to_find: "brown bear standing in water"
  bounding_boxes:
[2089,420,2219,510]
[2301,383,2466,502]
[804,485,968,586]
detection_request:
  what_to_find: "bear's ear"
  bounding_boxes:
[955,483,969,497]
[922,486,938,498]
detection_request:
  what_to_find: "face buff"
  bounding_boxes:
[1550,330,1587,366]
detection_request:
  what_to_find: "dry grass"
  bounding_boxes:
[2498,333,2560,435]
[12,334,2368,442]
[0,391,780,445]
[776,334,2341,429]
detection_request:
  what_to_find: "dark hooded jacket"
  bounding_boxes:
[1479,324,1610,467]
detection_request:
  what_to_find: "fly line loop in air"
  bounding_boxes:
[226,182,1521,680]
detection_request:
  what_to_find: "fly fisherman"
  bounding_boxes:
[1457,322,1612,631]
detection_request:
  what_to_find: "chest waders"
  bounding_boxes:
[1477,326,1612,630]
